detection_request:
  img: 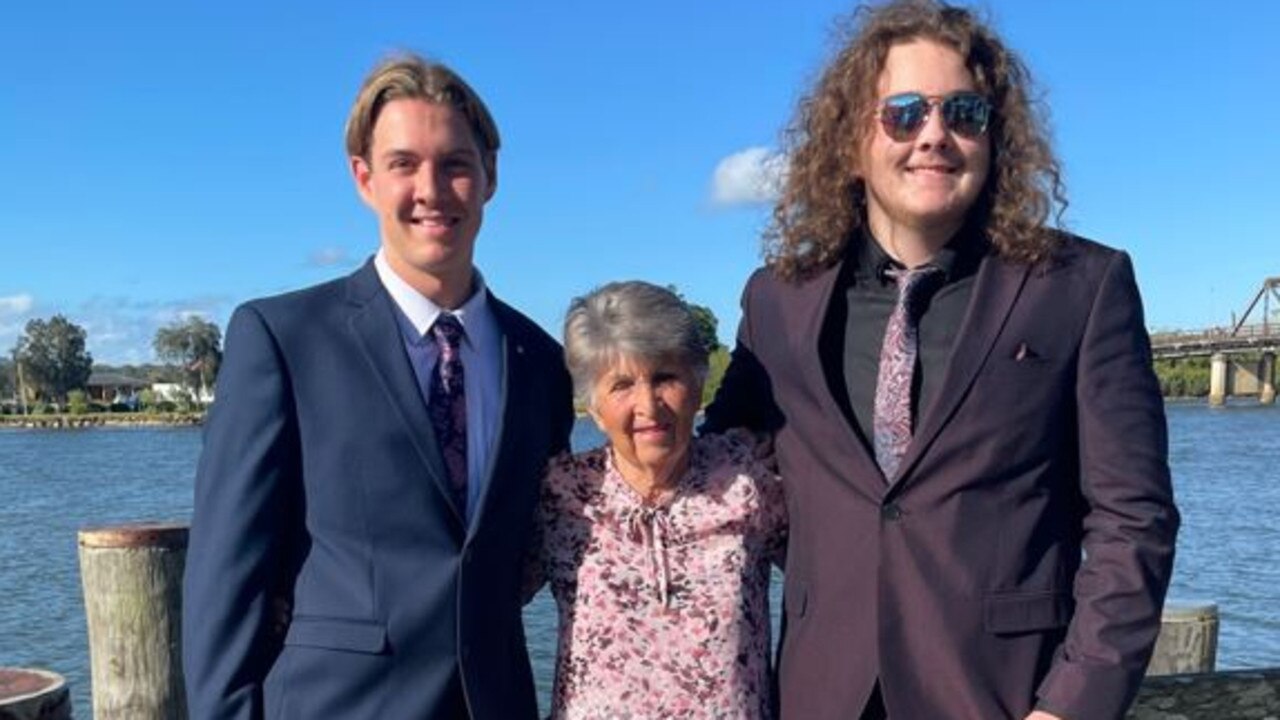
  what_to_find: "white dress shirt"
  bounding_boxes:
[374,251,503,526]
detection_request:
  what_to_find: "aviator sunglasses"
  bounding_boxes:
[877,91,992,142]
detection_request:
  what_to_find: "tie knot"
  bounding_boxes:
[887,265,944,313]
[430,313,465,350]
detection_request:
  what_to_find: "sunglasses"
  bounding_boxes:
[877,91,992,142]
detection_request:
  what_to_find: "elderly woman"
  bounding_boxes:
[529,281,787,719]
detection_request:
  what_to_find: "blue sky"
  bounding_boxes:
[2,1,1277,364]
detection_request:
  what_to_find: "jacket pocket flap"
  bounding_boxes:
[984,590,1072,634]
[284,617,388,654]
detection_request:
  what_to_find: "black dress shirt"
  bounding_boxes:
[823,226,985,449]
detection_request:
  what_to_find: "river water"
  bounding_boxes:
[1,402,1277,715]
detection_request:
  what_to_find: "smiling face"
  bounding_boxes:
[588,354,702,488]
[860,39,990,255]
[351,98,495,306]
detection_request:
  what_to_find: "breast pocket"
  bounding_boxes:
[967,356,1070,449]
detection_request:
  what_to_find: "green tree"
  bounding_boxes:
[153,316,223,400]
[666,286,722,353]
[1153,357,1210,397]
[67,389,90,415]
[702,346,732,407]
[0,357,13,400]
[13,315,94,404]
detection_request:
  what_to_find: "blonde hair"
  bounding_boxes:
[344,52,500,180]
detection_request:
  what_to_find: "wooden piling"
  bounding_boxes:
[78,523,189,720]
[0,667,71,720]
[1147,600,1218,676]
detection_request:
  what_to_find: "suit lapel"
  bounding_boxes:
[466,294,533,540]
[345,261,465,529]
[798,260,885,499]
[892,252,1031,491]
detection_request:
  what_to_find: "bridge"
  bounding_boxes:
[1148,277,1279,406]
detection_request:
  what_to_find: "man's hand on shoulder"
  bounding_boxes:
[1026,711,1064,720]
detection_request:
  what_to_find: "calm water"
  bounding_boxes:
[1,403,1277,715]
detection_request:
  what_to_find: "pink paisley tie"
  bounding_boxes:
[428,314,468,513]
[874,266,943,482]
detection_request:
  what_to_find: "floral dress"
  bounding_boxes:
[532,431,787,720]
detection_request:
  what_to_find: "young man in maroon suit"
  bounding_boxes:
[704,2,1178,718]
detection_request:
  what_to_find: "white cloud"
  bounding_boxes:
[0,293,235,364]
[710,147,786,206]
[75,296,233,365]
[0,293,34,316]
[0,293,36,352]
[309,247,356,268]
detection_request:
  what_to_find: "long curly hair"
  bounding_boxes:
[765,0,1067,280]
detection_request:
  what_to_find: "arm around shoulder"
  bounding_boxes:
[702,270,785,435]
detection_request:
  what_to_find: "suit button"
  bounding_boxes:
[881,503,903,521]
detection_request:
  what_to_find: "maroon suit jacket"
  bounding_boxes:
[704,234,1179,720]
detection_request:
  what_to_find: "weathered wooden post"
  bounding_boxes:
[1146,600,1218,676]
[0,668,71,720]
[78,523,189,720]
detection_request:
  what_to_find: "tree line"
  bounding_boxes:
[3,315,223,414]
[0,296,1215,416]
[3,288,728,417]
[0,310,1222,418]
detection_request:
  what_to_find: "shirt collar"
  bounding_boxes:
[853,222,981,285]
[374,250,495,349]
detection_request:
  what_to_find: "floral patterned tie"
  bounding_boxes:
[428,313,468,513]
[874,265,943,482]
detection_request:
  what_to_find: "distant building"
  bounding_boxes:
[86,372,150,406]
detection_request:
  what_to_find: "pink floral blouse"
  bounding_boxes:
[531,431,787,719]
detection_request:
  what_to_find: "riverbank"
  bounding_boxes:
[0,412,203,429]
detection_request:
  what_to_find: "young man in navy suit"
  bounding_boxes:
[183,54,573,719]
[705,2,1178,718]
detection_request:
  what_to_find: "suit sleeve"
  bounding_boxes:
[1036,252,1180,720]
[703,270,786,435]
[183,304,301,720]
[522,354,573,604]
[550,357,574,456]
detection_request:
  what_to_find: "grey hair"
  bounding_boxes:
[563,281,710,405]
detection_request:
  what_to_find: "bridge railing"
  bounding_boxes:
[1150,323,1278,348]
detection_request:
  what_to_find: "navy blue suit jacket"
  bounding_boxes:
[183,260,574,719]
